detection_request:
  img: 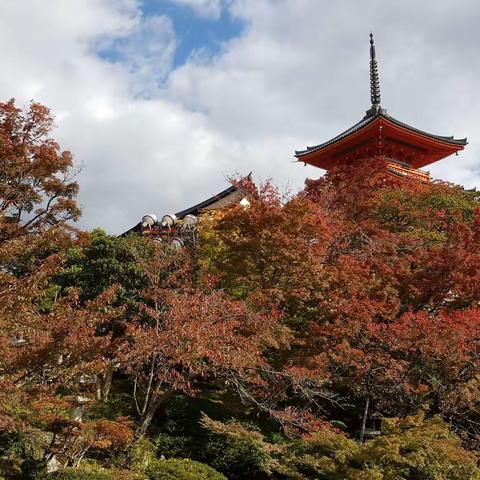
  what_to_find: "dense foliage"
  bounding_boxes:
[1,99,480,479]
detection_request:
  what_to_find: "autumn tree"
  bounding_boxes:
[199,181,338,321]
[0,255,122,402]
[201,160,480,444]
[0,249,134,473]
[301,161,480,434]
[0,98,81,280]
[0,98,80,239]
[121,245,282,436]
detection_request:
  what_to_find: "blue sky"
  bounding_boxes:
[140,1,244,67]
[99,0,245,75]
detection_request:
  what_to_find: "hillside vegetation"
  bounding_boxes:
[2,99,480,479]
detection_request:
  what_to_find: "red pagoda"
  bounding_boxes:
[295,34,467,181]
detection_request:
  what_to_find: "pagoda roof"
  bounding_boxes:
[295,111,467,158]
[295,34,467,171]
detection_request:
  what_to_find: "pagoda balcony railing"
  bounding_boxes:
[385,160,430,182]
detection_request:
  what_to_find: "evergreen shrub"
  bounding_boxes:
[46,467,145,480]
[146,458,227,480]
[47,469,114,480]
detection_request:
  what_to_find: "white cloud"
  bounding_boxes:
[101,15,177,95]
[167,0,480,188]
[0,0,478,234]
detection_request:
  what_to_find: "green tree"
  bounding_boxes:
[56,229,153,304]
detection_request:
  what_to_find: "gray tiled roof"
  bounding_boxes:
[121,177,250,237]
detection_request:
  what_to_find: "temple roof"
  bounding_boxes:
[121,179,249,237]
[295,111,467,158]
[295,34,467,170]
[175,183,244,218]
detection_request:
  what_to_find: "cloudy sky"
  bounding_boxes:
[0,0,479,233]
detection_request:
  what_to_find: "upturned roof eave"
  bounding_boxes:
[295,112,467,158]
[294,114,376,157]
[384,115,467,146]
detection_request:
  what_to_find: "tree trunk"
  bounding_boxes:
[102,362,114,401]
[137,391,172,437]
[359,395,370,444]
[95,363,115,402]
[95,375,102,401]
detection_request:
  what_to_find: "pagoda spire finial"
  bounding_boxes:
[369,33,381,108]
